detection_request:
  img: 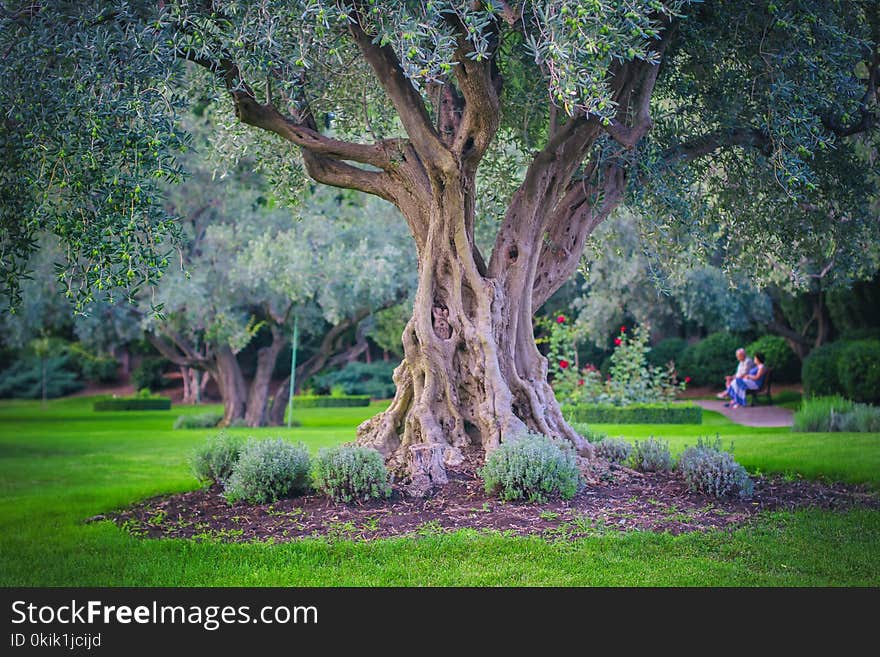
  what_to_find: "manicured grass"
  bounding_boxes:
[0,396,878,586]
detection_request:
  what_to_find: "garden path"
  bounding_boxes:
[694,400,794,427]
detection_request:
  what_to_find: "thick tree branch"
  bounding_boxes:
[532,165,627,310]
[348,17,456,173]
[659,127,773,167]
[448,16,502,167]
[229,91,405,170]
[602,58,662,149]
[147,331,210,371]
[183,49,401,201]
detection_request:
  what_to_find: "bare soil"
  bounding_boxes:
[104,458,879,543]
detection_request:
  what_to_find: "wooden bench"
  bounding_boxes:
[746,367,773,406]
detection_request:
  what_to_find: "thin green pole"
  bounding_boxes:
[287,314,299,429]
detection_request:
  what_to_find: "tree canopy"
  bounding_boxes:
[3,1,877,309]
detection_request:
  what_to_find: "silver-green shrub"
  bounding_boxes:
[189,432,243,485]
[223,438,311,504]
[594,437,633,464]
[311,445,391,503]
[677,436,754,499]
[630,436,672,472]
[838,404,880,432]
[174,411,223,430]
[480,433,582,503]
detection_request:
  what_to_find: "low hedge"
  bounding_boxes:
[93,397,172,411]
[291,395,371,408]
[563,403,702,425]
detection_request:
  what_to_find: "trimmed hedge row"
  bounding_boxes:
[93,397,172,411]
[563,403,702,425]
[291,395,371,408]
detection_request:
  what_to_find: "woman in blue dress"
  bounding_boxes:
[726,352,767,409]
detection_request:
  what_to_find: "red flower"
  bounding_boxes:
[578,379,585,386]
[685,376,692,384]
[614,337,622,346]
[557,315,566,324]
[559,359,569,369]
[620,326,626,333]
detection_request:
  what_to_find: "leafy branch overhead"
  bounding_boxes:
[3,1,878,310]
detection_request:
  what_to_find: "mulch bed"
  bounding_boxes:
[101,461,880,543]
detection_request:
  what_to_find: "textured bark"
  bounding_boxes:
[356,169,592,496]
[180,366,202,405]
[216,345,247,425]
[244,327,285,427]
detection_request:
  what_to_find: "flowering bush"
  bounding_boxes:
[539,317,684,406]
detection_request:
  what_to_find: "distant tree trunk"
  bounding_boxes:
[266,311,379,426]
[181,366,192,404]
[180,366,202,404]
[118,347,131,376]
[768,290,831,361]
[244,326,285,427]
[215,345,247,425]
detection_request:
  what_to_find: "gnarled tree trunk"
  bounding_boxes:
[356,173,591,496]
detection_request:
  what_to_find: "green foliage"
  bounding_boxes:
[837,340,880,404]
[574,426,608,443]
[92,397,171,411]
[802,342,845,397]
[292,395,371,408]
[313,361,397,399]
[647,337,688,369]
[0,356,83,399]
[130,357,169,391]
[630,437,673,472]
[746,335,799,383]
[794,395,880,433]
[189,432,244,484]
[836,404,880,433]
[677,436,754,499]
[544,320,682,406]
[366,303,411,358]
[594,437,633,465]
[223,438,311,504]
[311,446,391,503]
[606,325,684,403]
[480,433,582,503]
[174,412,224,430]
[678,332,741,387]
[827,274,880,335]
[78,355,119,384]
[564,403,702,425]
[793,396,855,432]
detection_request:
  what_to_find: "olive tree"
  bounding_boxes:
[3,1,879,493]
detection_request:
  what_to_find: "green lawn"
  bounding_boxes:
[0,396,878,586]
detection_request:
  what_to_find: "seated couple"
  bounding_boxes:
[717,348,767,409]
